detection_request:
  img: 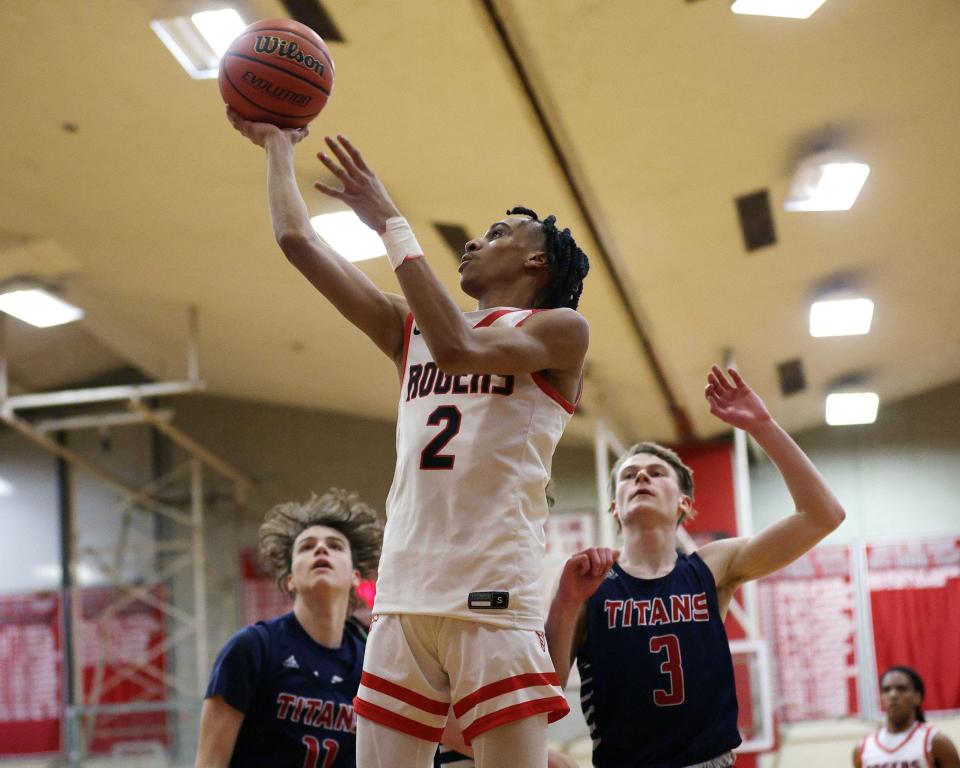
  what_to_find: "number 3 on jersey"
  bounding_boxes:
[420,406,462,470]
[650,634,685,706]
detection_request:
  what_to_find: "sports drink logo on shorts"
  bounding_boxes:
[254,36,326,77]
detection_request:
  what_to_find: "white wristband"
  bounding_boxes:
[382,216,424,270]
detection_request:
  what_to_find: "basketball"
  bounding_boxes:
[218,18,334,129]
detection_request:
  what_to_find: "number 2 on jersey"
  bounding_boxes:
[649,634,685,706]
[420,406,462,470]
[302,735,339,768]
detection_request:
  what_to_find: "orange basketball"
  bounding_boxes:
[219,18,334,129]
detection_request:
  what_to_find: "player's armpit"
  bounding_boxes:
[434,308,588,377]
[195,696,244,768]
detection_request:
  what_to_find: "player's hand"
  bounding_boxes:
[226,107,308,148]
[313,134,401,234]
[704,365,772,434]
[555,547,619,605]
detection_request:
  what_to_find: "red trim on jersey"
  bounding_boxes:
[359,672,450,716]
[517,308,582,413]
[923,724,934,764]
[530,372,578,414]
[453,671,562,717]
[399,313,414,382]
[873,722,923,753]
[353,697,445,742]
[473,308,525,328]
[460,696,570,744]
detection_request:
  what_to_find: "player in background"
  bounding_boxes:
[855,666,960,768]
[546,366,847,767]
[195,490,383,768]
[227,111,589,767]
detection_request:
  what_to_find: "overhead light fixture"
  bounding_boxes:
[310,212,387,263]
[0,283,84,328]
[784,150,870,212]
[810,298,874,337]
[150,8,245,79]
[0,476,14,497]
[825,392,879,426]
[731,0,828,19]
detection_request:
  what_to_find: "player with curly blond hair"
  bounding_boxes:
[196,490,383,768]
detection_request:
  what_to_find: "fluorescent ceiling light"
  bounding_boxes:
[0,287,84,328]
[825,392,879,426]
[731,0,828,19]
[311,212,387,263]
[785,151,870,212]
[191,9,246,57]
[0,476,14,497]
[809,298,874,337]
[150,8,245,79]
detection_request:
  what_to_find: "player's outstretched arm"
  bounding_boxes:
[227,110,408,366]
[545,547,619,688]
[195,696,243,768]
[699,366,845,592]
[314,135,589,377]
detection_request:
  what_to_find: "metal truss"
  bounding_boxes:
[0,308,250,765]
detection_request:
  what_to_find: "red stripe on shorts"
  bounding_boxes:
[453,671,561,717]
[360,672,450,716]
[461,696,570,744]
[354,697,445,742]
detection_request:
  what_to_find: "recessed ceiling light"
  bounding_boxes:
[731,0,828,19]
[784,151,870,212]
[0,476,14,497]
[809,298,874,337]
[310,212,387,263]
[0,287,84,328]
[190,9,246,57]
[150,8,245,79]
[825,392,879,426]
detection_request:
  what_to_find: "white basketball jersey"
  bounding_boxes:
[374,307,578,630]
[859,723,937,768]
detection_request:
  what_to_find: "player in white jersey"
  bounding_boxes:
[227,111,590,767]
[855,666,959,768]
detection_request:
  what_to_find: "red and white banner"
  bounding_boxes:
[759,546,859,722]
[866,537,960,713]
[0,592,63,757]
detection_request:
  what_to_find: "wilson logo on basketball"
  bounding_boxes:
[254,36,326,77]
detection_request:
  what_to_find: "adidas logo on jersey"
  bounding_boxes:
[283,655,299,669]
[331,675,343,684]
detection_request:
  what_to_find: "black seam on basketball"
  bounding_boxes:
[224,51,332,96]
[235,29,335,72]
[223,68,320,120]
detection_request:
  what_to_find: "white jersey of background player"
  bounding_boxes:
[855,666,960,768]
[228,111,590,768]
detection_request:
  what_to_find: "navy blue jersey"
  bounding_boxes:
[577,554,740,768]
[205,612,364,768]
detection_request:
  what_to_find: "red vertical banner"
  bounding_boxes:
[866,538,960,713]
[758,546,859,721]
[78,587,169,753]
[0,592,63,757]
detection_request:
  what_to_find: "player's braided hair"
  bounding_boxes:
[507,206,589,310]
[882,666,926,723]
[258,489,384,611]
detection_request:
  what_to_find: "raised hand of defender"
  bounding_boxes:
[556,547,620,605]
[225,108,309,148]
[704,365,772,433]
[314,135,401,234]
